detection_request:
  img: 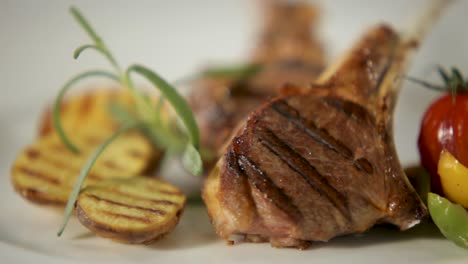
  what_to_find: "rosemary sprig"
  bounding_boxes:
[56,7,202,236]
[201,63,262,79]
[174,63,262,86]
[70,7,121,73]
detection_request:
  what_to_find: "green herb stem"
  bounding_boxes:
[107,102,139,125]
[70,7,121,74]
[201,63,262,79]
[53,70,120,154]
[182,144,202,176]
[57,121,141,237]
[154,96,165,126]
[173,63,262,87]
[120,74,157,125]
[73,44,104,60]
[127,65,200,149]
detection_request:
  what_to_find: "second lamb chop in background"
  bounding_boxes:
[188,1,327,170]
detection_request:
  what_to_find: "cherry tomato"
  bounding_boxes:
[418,93,468,195]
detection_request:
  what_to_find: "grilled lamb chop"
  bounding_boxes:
[203,9,445,247]
[189,1,326,166]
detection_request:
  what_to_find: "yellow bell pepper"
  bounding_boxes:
[438,149,468,208]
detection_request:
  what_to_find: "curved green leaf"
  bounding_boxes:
[53,70,120,153]
[182,144,203,176]
[120,74,157,125]
[57,121,140,237]
[173,63,262,86]
[202,63,262,79]
[126,64,200,149]
[70,7,101,44]
[73,44,103,59]
[142,124,183,151]
[70,7,121,73]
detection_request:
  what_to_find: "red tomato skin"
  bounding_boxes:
[418,93,468,195]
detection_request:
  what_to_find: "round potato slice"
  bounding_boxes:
[38,88,136,137]
[11,130,160,206]
[36,88,164,169]
[76,177,185,244]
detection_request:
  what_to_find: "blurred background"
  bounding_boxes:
[1,0,467,167]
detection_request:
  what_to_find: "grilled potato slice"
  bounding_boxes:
[38,88,135,137]
[76,177,185,244]
[11,130,159,206]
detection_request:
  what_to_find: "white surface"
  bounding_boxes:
[1,0,468,263]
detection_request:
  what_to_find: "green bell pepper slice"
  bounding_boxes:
[428,192,468,248]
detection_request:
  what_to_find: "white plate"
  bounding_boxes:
[1,0,467,263]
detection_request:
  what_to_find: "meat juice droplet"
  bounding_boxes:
[388,201,397,213]
[366,60,377,82]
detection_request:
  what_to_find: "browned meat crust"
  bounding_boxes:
[203,25,427,248]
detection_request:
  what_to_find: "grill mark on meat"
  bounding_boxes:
[17,167,61,185]
[98,210,151,223]
[272,100,374,174]
[272,100,353,158]
[226,149,243,179]
[224,148,261,229]
[85,194,166,215]
[355,157,374,174]
[257,128,351,222]
[322,97,374,124]
[236,154,302,221]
